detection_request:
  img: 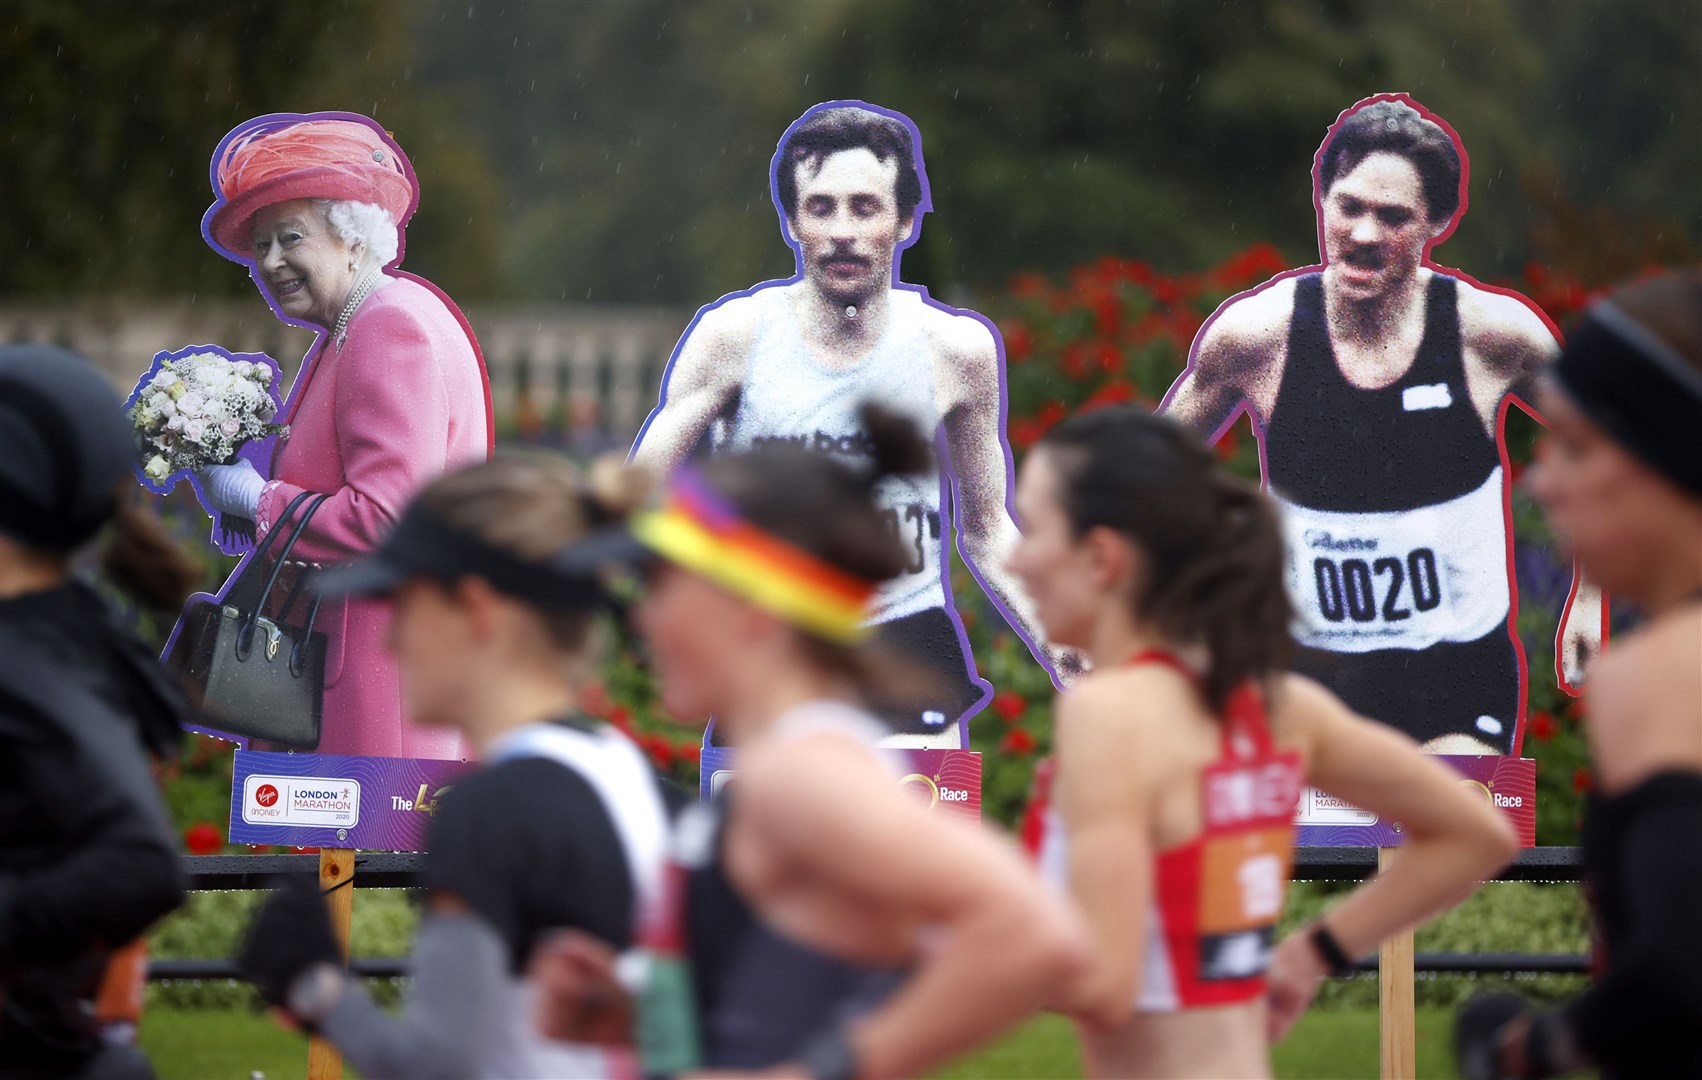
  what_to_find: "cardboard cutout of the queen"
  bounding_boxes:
[138,111,492,767]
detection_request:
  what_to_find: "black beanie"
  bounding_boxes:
[0,344,135,552]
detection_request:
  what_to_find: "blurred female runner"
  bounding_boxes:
[1455,268,1702,1079]
[235,454,673,1079]
[1010,405,1517,1078]
[535,405,1085,1078]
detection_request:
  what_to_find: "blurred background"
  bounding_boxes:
[4,0,1698,304]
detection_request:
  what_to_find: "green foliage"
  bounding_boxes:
[146,888,418,1010]
[1279,881,1590,1010]
[6,3,1695,304]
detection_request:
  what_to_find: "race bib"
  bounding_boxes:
[1193,753,1303,983]
[1277,469,1510,652]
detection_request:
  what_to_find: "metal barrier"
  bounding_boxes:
[151,849,1589,983]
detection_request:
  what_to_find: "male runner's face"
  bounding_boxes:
[1321,151,1437,302]
[789,147,911,307]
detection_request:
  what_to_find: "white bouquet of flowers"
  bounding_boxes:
[131,351,287,484]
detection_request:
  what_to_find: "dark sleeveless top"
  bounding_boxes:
[1569,769,1702,1078]
[1266,272,1498,513]
[685,809,901,1068]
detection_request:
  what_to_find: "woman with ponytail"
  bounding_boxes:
[1011,405,1516,1077]
[533,403,1086,1078]
[0,344,197,1077]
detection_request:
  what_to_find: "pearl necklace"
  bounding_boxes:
[333,269,382,349]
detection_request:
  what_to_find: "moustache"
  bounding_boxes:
[817,251,873,271]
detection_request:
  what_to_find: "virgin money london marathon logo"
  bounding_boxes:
[242,775,361,829]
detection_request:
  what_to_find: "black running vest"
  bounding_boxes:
[1265,272,1499,513]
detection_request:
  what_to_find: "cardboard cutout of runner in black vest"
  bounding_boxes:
[1160,94,1601,756]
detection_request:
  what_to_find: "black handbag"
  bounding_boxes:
[171,491,332,750]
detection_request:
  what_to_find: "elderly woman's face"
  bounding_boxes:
[250,200,361,327]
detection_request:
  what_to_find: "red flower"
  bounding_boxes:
[607,704,633,734]
[1214,423,1242,462]
[644,735,674,770]
[1094,341,1123,374]
[1009,272,1048,298]
[1573,767,1594,795]
[676,742,702,765]
[1001,728,1038,755]
[1003,321,1033,363]
[294,846,321,855]
[1093,294,1122,339]
[1083,380,1136,412]
[1523,261,1551,288]
[1060,343,1088,380]
[1128,310,1167,345]
[184,821,223,856]
[993,690,1027,724]
[1009,419,1043,450]
[958,608,976,630]
[1037,401,1067,427]
[1530,710,1557,742]
[581,681,611,718]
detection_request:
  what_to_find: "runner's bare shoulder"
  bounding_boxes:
[920,301,999,398]
[672,289,770,390]
[1455,280,1559,377]
[1190,276,1297,381]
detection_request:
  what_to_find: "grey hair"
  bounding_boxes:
[312,199,400,270]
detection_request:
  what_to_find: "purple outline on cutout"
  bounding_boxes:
[1157,92,1575,760]
[630,99,1057,749]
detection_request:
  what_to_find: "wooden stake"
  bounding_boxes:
[1378,847,1417,1079]
[307,848,356,1080]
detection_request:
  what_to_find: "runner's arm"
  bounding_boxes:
[1266,679,1517,1039]
[629,306,744,476]
[740,737,1088,1079]
[314,903,509,1079]
[1158,313,1256,441]
[1481,296,1603,692]
[939,323,1078,682]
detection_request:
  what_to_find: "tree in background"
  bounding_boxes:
[5,1,1694,305]
[0,0,502,302]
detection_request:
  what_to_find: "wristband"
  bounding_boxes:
[1309,922,1359,978]
[797,1027,859,1080]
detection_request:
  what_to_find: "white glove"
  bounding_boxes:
[199,459,266,519]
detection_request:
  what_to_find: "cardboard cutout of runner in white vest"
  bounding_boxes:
[631,100,1074,752]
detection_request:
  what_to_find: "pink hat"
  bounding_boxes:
[205,116,416,258]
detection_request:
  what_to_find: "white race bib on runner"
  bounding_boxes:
[1276,468,1510,653]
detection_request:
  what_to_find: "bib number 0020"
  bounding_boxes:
[1312,548,1440,624]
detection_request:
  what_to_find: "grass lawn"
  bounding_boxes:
[141,1005,1461,1078]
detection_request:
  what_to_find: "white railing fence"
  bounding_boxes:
[0,299,692,445]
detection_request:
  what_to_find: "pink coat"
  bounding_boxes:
[255,275,491,760]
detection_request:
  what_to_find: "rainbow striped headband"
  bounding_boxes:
[632,472,877,643]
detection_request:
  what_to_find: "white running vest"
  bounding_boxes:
[1276,467,1511,653]
[722,286,946,624]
